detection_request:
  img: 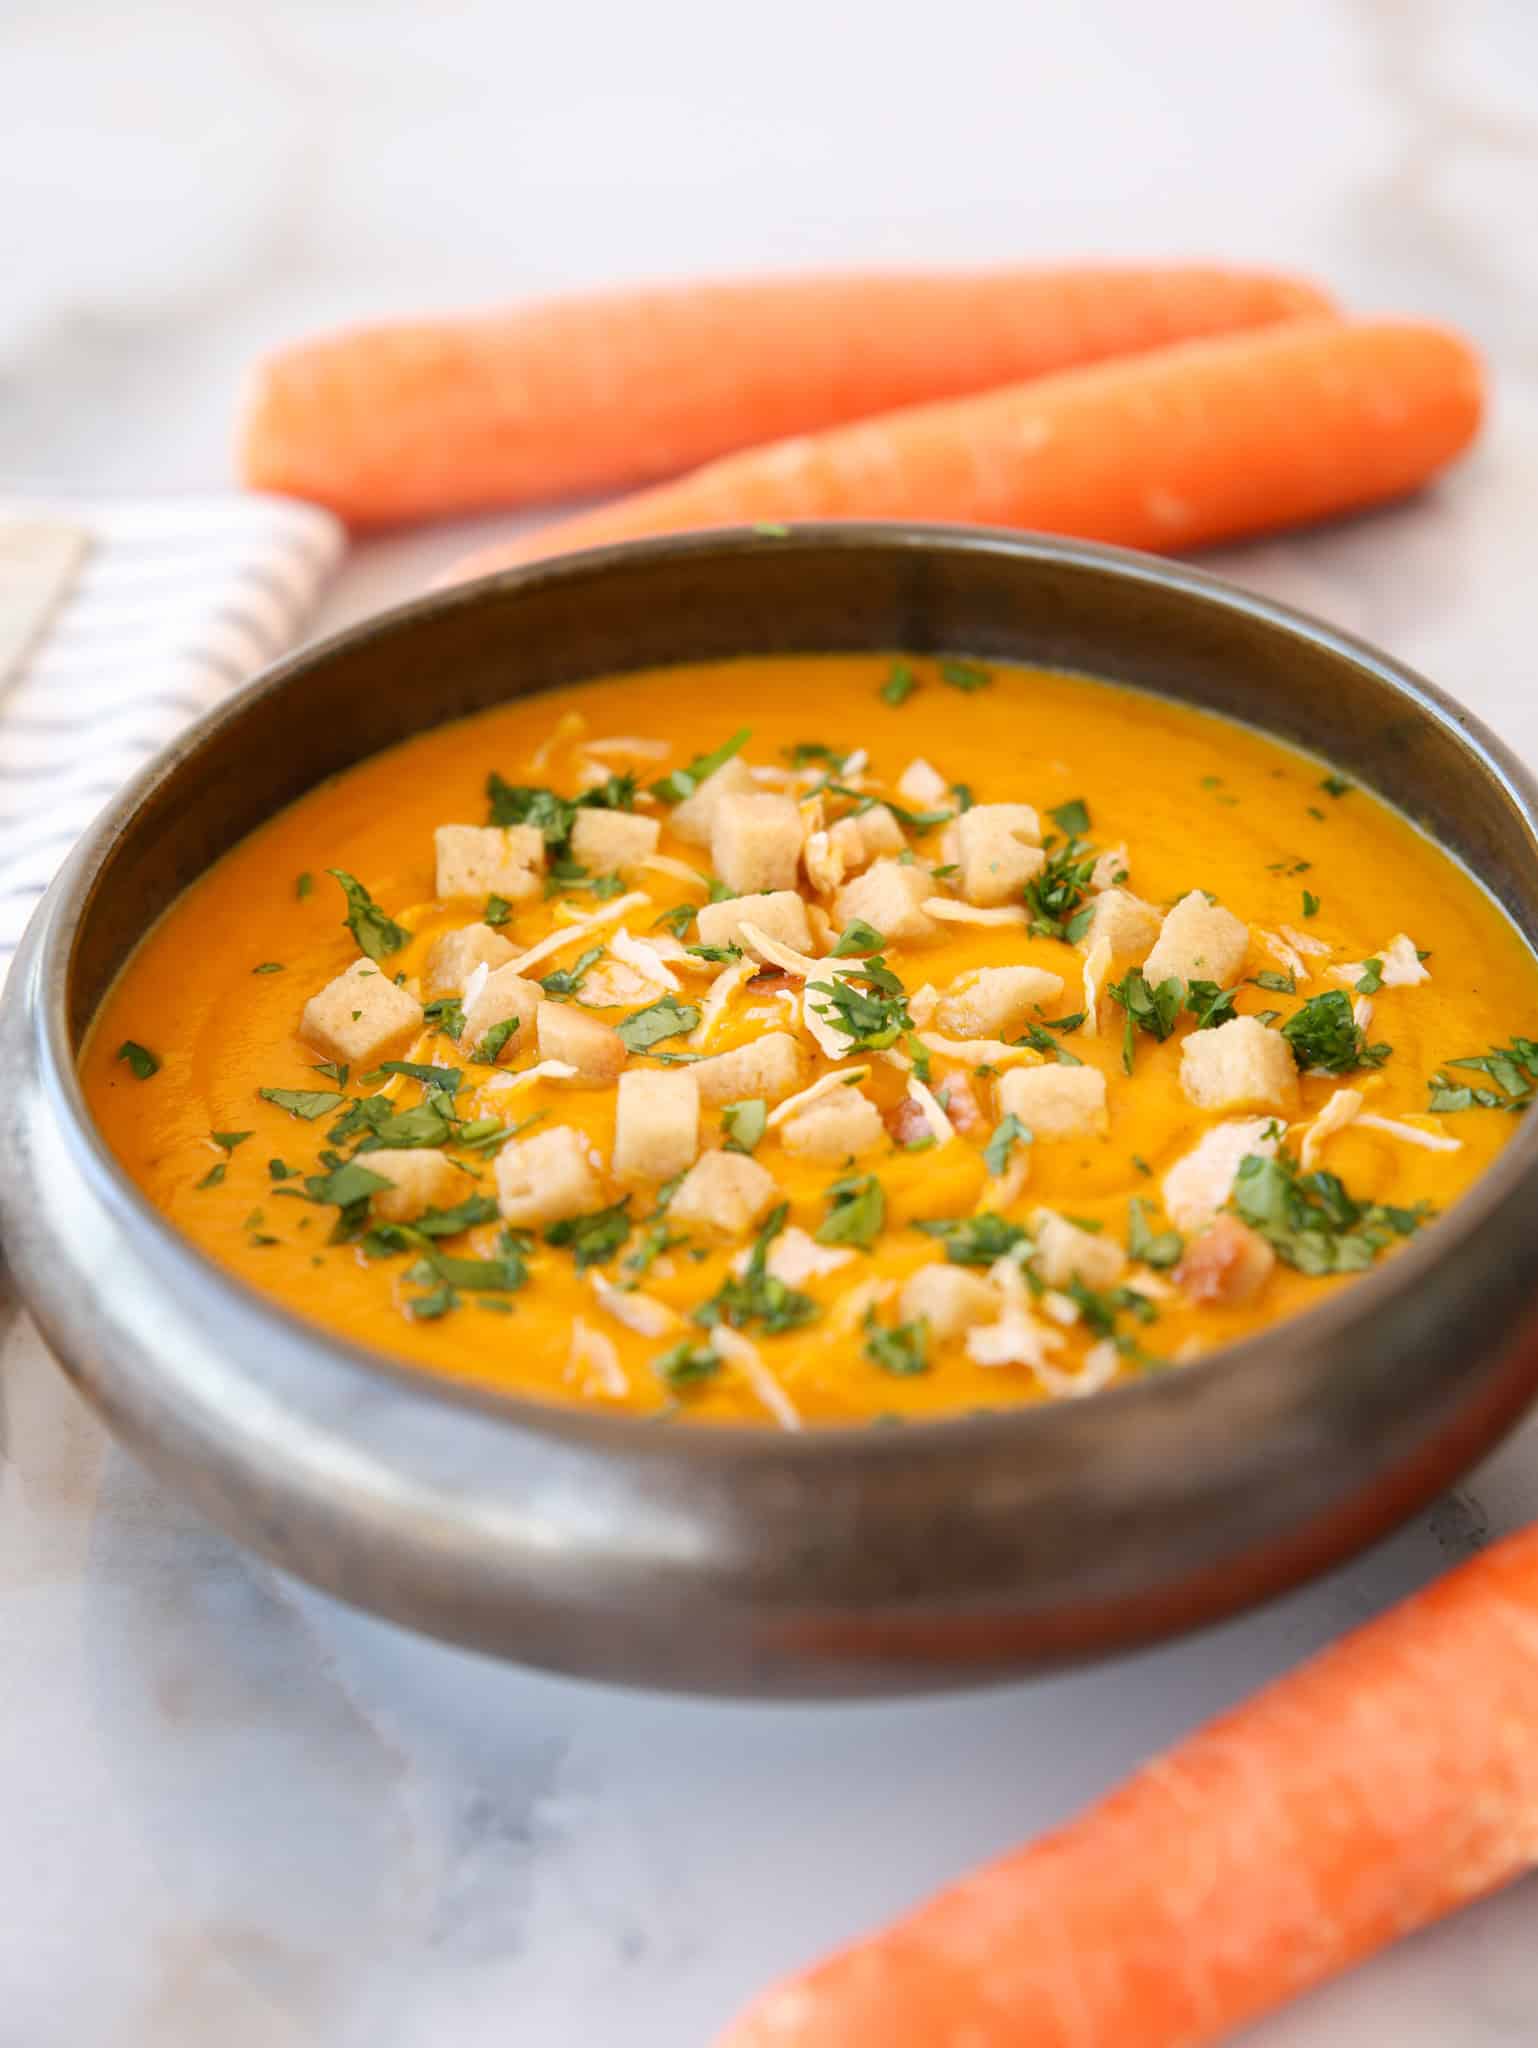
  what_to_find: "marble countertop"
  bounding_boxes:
[5,1,1538,2040]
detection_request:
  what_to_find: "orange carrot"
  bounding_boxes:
[716,1522,1538,2048]
[444,318,1482,583]
[239,266,1333,527]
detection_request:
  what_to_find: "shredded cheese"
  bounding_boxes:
[905,1074,956,1145]
[917,1031,1039,1067]
[767,1066,873,1129]
[582,735,669,760]
[567,1317,626,1399]
[507,892,650,975]
[1258,929,1308,983]
[1356,1112,1462,1152]
[588,1270,678,1338]
[637,852,710,892]
[1333,933,1431,990]
[1299,1087,1364,1171]
[482,1059,581,1093]
[737,922,824,977]
[922,899,1030,928]
[732,1224,855,1286]
[1278,922,1332,959]
[1080,932,1112,1039]
[690,956,754,1047]
[711,1325,802,1432]
[528,710,587,774]
[609,926,681,991]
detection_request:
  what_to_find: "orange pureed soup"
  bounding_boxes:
[83,654,1538,1427]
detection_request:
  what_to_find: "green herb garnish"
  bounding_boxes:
[326,869,409,962]
[1427,1036,1538,1113]
[983,1114,1031,1179]
[1320,774,1353,798]
[649,729,752,805]
[806,957,912,1053]
[195,1163,226,1190]
[211,1130,252,1152]
[544,1198,632,1269]
[939,658,991,692]
[260,1086,346,1120]
[471,1017,521,1065]
[1252,969,1296,994]
[616,993,701,1052]
[815,1173,886,1250]
[721,1099,768,1154]
[1127,1197,1183,1270]
[423,995,466,1040]
[1024,837,1097,940]
[1301,889,1320,919]
[914,1212,1029,1267]
[830,918,885,957]
[653,1340,722,1387]
[1232,1151,1429,1274]
[881,661,918,706]
[862,1307,929,1376]
[252,961,285,975]
[538,944,604,1001]
[1281,991,1390,1074]
[1048,798,1091,837]
[1355,958,1384,995]
[117,1040,160,1080]
[694,1203,818,1336]
[484,893,512,927]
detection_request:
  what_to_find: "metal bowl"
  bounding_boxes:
[4,525,1538,1698]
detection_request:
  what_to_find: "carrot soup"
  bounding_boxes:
[82,654,1538,1427]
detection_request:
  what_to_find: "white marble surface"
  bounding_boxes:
[5,1,1538,2041]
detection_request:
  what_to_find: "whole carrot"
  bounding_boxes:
[239,266,1333,527]
[445,318,1482,583]
[716,1522,1538,2048]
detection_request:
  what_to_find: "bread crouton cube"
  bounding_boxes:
[1031,1210,1126,1290]
[711,792,804,895]
[693,1031,806,1107]
[898,1264,1000,1343]
[364,1147,465,1224]
[461,966,542,1063]
[300,957,423,1065]
[935,965,1065,1040]
[1179,1015,1297,1114]
[1078,887,1161,962]
[434,824,545,903]
[667,1149,779,1237]
[997,1062,1109,1140]
[778,1089,886,1163]
[833,859,940,944]
[536,1001,627,1084]
[829,803,905,877]
[613,1068,700,1181]
[1144,890,1249,987]
[569,808,660,875]
[668,754,756,847]
[696,890,813,954]
[495,1126,605,1227]
[955,804,1044,907]
[423,923,517,998]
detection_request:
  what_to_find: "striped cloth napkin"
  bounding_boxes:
[0,492,344,986]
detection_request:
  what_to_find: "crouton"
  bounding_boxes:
[711,792,804,895]
[1144,889,1249,987]
[364,1147,465,1224]
[1175,1213,1276,1305]
[693,1030,806,1107]
[896,758,949,808]
[536,1002,627,1084]
[1179,1015,1297,1114]
[898,1264,1000,1343]
[1090,845,1130,891]
[778,1088,886,1162]
[833,858,941,944]
[300,957,423,1065]
[997,1062,1109,1140]
[434,824,545,902]
[668,1149,779,1236]
[422,922,517,998]
[495,1125,605,1227]
[1031,1211,1126,1290]
[955,803,1044,907]
[569,808,661,875]
[696,890,813,954]
[460,966,542,1062]
[668,754,756,846]
[934,965,1064,1040]
[1078,887,1161,962]
[1162,1117,1282,1232]
[612,1068,700,1181]
[829,804,905,874]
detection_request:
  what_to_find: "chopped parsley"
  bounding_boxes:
[983,1114,1031,1178]
[1301,889,1320,919]
[116,1040,160,1080]
[1320,774,1353,798]
[1252,969,1297,995]
[252,961,285,975]
[694,1204,818,1336]
[806,957,912,1053]
[1185,979,1242,1031]
[326,868,409,961]
[1428,1036,1538,1113]
[1048,797,1091,837]
[1024,837,1097,940]
[544,1197,632,1270]
[538,945,604,1000]
[471,1016,521,1065]
[484,893,513,927]
[1065,1278,1161,1365]
[862,1307,929,1376]
[914,1212,1029,1267]
[830,918,885,957]
[616,993,700,1052]
[649,729,752,805]
[1108,968,1185,1072]
[721,1099,767,1154]
[1232,1151,1430,1274]
[784,741,845,768]
[652,903,696,939]
[1281,991,1391,1074]
[1127,1197,1183,1270]
[939,657,991,692]
[375,1060,462,1094]
[211,1130,252,1152]
[653,1340,722,1387]
[260,1086,347,1120]
[815,1173,886,1250]
[1011,1015,1085,1066]
[423,995,466,1040]
[1354,958,1384,995]
[195,1163,226,1190]
[686,942,742,964]
[880,661,919,706]
[295,872,313,900]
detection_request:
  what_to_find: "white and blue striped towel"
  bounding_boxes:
[0,492,344,985]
